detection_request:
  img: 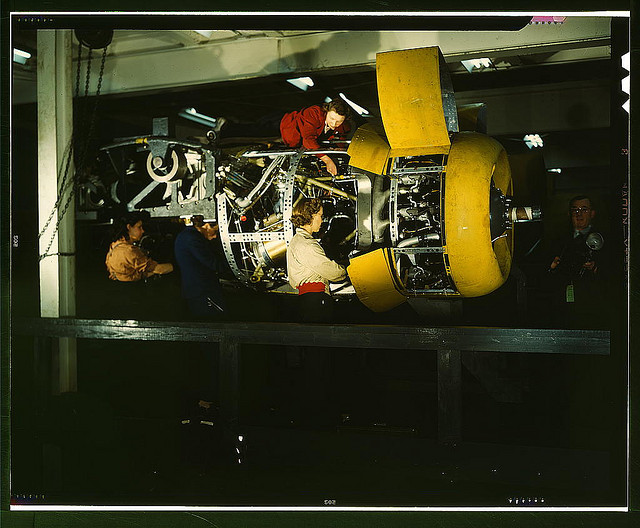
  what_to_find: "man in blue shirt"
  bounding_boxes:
[174,216,228,319]
[174,215,230,419]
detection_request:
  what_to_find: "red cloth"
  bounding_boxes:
[280,105,350,151]
[297,281,326,295]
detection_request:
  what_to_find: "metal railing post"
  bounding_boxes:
[219,333,240,427]
[438,349,462,445]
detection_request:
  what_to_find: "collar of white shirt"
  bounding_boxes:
[573,225,592,238]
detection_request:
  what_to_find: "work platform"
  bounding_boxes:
[9,318,623,508]
[13,318,611,443]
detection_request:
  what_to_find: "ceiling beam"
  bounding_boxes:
[14,17,612,103]
[102,17,611,95]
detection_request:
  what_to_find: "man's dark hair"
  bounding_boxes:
[191,215,205,228]
[110,210,149,242]
[190,215,217,229]
[322,98,351,118]
[569,195,594,209]
[291,198,323,228]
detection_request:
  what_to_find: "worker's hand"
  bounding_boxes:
[153,262,174,275]
[550,256,561,270]
[582,260,598,274]
[320,155,338,176]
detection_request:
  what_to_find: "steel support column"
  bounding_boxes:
[37,29,77,393]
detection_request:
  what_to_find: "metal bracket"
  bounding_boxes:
[217,192,249,282]
[389,176,399,246]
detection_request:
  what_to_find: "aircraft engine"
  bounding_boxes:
[83,46,540,312]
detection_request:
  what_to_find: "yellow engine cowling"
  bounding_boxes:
[346,132,513,311]
[347,248,407,313]
[443,132,513,297]
[346,46,514,312]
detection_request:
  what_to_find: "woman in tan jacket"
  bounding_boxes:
[105,211,173,318]
[106,211,173,282]
[287,198,347,323]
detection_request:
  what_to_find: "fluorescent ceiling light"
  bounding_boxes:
[13,48,31,64]
[287,76,315,91]
[523,134,544,149]
[14,48,31,58]
[339,93,371,117]
[548,168,562,173]
[461,58,492,73]
[178,107,218,127]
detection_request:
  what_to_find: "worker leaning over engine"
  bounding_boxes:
[214,98,351,176]
[279,99,350,176]
[287,197,347,323]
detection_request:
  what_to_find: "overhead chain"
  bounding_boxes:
[36,42,85,243]
[39,44,108,261]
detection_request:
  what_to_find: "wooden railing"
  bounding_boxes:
[13,318,610,444]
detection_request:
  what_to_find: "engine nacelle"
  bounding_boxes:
[84,46,540,312]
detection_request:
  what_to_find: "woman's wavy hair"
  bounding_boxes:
[110,210,149,242]
[291,198,323,228]
[322,98,351,118]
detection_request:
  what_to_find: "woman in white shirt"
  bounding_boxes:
[287,198,347,322]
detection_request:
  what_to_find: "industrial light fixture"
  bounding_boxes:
[461,58,492,73]
[178,107,218,127]
[548,168,562,173]
[523,134,544,149]
[287,76,315,91]
[13,48,31,65]
[338,92,371,117]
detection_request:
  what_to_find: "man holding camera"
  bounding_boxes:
[547,195,607,328]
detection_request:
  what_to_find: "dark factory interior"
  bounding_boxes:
[6,13,631,512]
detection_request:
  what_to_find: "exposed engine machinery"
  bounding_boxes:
[81,46,540,312]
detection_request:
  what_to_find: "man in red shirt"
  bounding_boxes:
[214,98,351,176]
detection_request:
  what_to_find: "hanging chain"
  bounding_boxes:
[39,45,108,261]
[84,49,93,96]
[37,42,84,243]
[77,47,106,171]
[75,40,82,96]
